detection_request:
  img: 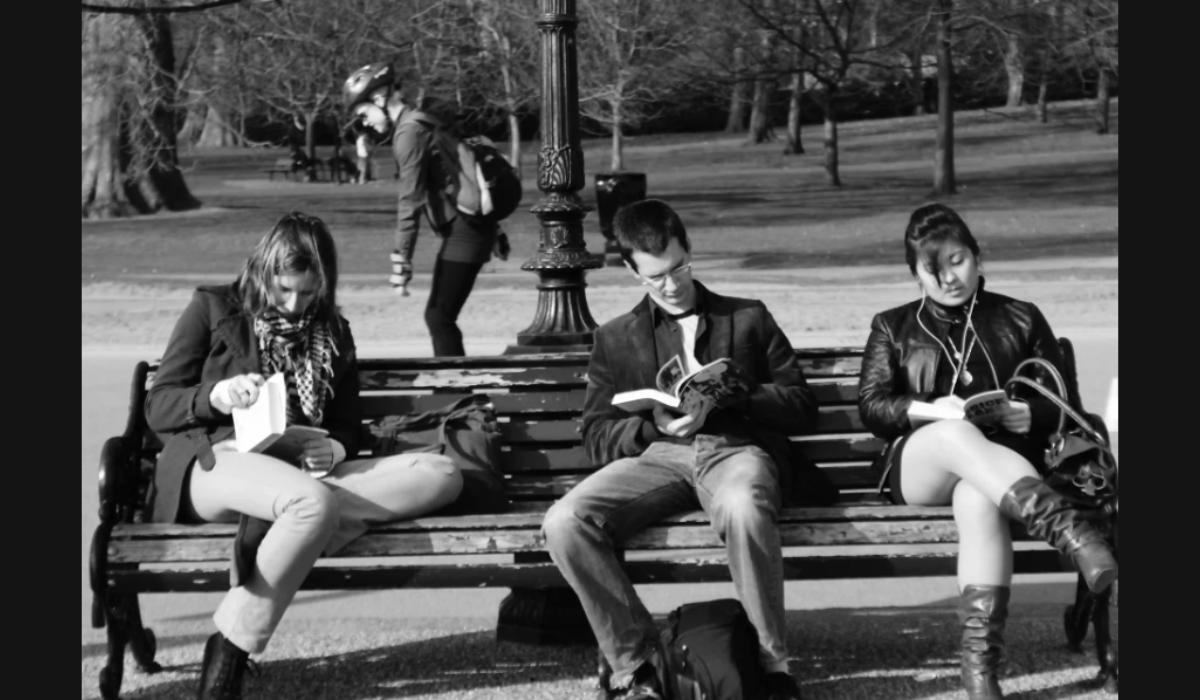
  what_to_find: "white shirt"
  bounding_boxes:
[676,314,701,374]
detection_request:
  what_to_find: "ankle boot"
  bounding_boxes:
[197,631,250,700]
[999,476,1117,593]
[959,584,1010,700]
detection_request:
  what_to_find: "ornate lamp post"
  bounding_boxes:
[504,0,601,355]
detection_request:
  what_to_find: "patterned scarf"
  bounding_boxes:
[254,307,336,427]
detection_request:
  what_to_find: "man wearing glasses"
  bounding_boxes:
[542,199,818,699]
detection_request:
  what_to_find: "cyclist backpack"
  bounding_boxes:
[458,136,523,222]
[658,599,767,700]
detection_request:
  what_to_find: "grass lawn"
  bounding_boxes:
[82,99,1117,288]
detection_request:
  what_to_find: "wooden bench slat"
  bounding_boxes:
[496,437,884,474]
[106,549,1062,593]
[112,505,954,541]
[109,517,966,563]
[359,365,588,391]
[360,391,589,416]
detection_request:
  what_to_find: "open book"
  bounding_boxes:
[612,355,756,415]
[908,389,1010,426]
[231,373,329,471]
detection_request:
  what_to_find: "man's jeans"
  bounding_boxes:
[542,436,789,688]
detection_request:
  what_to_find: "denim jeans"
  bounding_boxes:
[542,435,789,688]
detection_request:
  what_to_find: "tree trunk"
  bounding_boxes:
[82,3,200,219]
[610,104,624,171]
[822,93,840,187]
[82,12,138,219]
[1037,73,1049,123]
[726,46,749,133]
[910,44,926,116]
[1004,32,1024,107]
[783,70,804,155]
[1094,67,1111,134]
[933,0,956,196]
[746,2,776,145]
[305,111,319,181]
[508,111,522,179]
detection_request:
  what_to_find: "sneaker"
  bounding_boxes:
[765,670,803,700]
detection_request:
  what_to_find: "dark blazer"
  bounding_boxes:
[144,284,361,523]
[581,282,828,506]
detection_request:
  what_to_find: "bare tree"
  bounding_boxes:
[82,1,203,219]
[467,0,540,178]
[576,0,695,171]
[745,0,779,145]
[741,0,917,186]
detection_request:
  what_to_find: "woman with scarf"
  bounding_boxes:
[146,212,463,699]
[857,203,1117,700]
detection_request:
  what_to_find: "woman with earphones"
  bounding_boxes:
[857,203,1117,700]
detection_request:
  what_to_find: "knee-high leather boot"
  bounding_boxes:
[197,632,250,700]
[959,584,1010,700]
[999,476,1117,593]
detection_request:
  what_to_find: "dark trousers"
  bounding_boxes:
[425,256,484,356]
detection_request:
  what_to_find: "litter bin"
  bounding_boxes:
[594,172,647,267]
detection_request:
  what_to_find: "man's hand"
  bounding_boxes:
[999,399,1032,434]
[652,404,707,439]
[390,251,413,296]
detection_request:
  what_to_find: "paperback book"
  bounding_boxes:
[611,355,756,416]
[232,373,328,472]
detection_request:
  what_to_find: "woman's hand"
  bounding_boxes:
[1000,399,1032,434]
[300,435,335,473]
[210,373,266,414]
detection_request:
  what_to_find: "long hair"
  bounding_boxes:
[236,212,340,325]
[904,203,981,285]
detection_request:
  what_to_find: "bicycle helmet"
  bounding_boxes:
[343,62,396,110]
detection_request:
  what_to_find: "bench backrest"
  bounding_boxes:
[119,343,1081,519]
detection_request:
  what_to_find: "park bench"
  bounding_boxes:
[88,341,1117,699]
[262,157,302,182]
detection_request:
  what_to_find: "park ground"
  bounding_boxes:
[82,100,1118,698]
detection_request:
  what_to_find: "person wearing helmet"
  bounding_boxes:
[343,62,498,357]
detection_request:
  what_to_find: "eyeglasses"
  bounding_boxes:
[638,262,693,289]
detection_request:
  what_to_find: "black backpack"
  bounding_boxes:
[657,599,767,700]
[460,136,523,222]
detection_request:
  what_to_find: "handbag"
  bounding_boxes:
[370,394,511,515]
[1004,357,1117,508]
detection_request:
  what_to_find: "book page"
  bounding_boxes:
[612,389,682,412]
[655,355,687,396]
[678,358,753,410]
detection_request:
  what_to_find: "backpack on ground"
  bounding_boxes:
[657,598,767,700]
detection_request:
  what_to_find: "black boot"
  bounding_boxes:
[197,631,250,700]
[959,584,1010,700]
[999,477,1117,593]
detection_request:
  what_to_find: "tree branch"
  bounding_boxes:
[81,1,254,16]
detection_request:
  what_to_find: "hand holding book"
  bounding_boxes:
[907,389,1030,433]
[232,373,331,474]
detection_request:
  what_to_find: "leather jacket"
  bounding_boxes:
[858,280,1066,445]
